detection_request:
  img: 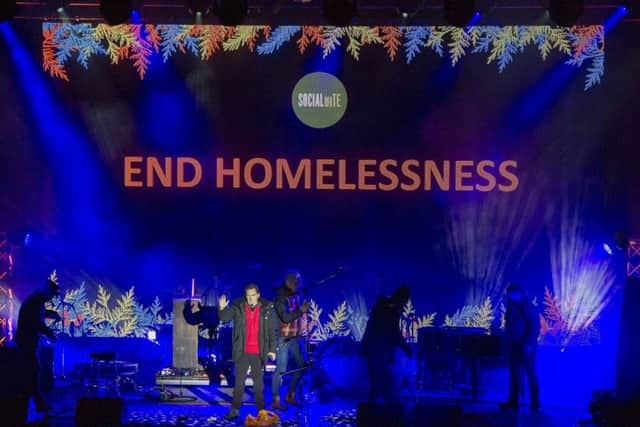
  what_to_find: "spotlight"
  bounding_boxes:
[100,0,132,25]
[130,9,141,23]
[444,0,476,27]
[548,0,584,26]
[212,0,247,25]
[0,1,17,22]
[323,0,357,26]
[396,0,422,20]
[603,243,613,256]
[620,2,631,15]
[187,0,214,16]
[51,0,70,15]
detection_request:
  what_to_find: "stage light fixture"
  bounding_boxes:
[548,0,584,26]
[212,0,247,25]
[100,0,133,25]
[323,0,357,27]
[0,1,18,22]
[131,9,141,23]
[187,0,214,16]
[395,0,422,20]
[50,0,70,16]
[444,0,476,27]
[619,1,632,15]
[55,0,68,12]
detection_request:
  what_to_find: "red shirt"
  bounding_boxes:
[244,304,261,354]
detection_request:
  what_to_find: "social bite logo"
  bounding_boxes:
[292,72,348,129]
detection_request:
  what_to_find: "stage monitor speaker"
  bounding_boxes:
[414,403,463,427]
[172,298,199,369]
[75,397,123,427]
[356,403,403,427]
[616,276,640,401]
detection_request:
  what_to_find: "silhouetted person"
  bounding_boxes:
[14,278,60,412]
[271,270,309,410]
[183,294,220,374]
[360,285,411,404]
[218,284,276,420]
[500,283,540,411]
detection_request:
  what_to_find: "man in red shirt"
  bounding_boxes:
[218,284,276,420]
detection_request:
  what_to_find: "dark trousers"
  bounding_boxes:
[271,337,305,397]
[19,346,47,409]
[508,345,539,406]
[367,353,395,403]
[232,353,265,411]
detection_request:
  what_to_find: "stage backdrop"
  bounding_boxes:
[1,19,639,407]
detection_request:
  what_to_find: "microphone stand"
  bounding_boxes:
[55,297,77,380]
[59,300,75,380]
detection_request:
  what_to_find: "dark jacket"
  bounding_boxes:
[360,295,409,359]
[15,291,57,351]
[218,297,276,363]
[505,298,540,348]
[273,284,304,334]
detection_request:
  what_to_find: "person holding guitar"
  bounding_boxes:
[271,270,309,410]
[14,275,61,412]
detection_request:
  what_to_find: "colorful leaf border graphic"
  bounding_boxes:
[43,24,605,90]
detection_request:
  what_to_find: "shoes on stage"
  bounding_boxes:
[498,401,519,410]
[285,392,303,407]
[271,396,287,411]
[224,408,240,420]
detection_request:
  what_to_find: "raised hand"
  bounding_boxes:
[218,294,229,310]
[301,301,310,313]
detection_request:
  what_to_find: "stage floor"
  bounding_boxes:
[28,381,593,427]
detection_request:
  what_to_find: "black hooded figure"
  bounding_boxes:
[500,283,540,411]
[183,291,221,373]
[14,278,61,412]
[360,285,412,404]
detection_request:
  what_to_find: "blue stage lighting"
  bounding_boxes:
[604,5,629,33]
[131,9,141,23]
